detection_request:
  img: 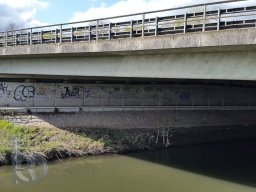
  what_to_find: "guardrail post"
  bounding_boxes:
[203,5,207,32]
[60,24,62,43]
[96,20,99,41]
[88,25,91,41]
[5,32,7,47]
[71,27,73,42]
[142,14,145,37]
[108,22,112,40]
[155,17,158,36]
[130,20,133,38]
[30,28,32,45]
[27,31,30,45]
[55,29,57,43]
[184,13,187,33]
[217,8,221,31]
[41,30,43,44]
[15,32,17,46]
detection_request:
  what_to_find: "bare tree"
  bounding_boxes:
[0,22,21,32]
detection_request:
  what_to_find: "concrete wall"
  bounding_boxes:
[0,82,256,108]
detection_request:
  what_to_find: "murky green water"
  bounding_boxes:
[1,140,256,192]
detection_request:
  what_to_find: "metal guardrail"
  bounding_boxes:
[0,0,255,47]
[0,106,255,113]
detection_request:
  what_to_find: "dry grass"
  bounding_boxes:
[0,120,107,162]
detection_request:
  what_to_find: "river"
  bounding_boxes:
[1,139,256,192]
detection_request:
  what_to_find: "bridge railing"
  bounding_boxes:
[1,93,255,109]
[0,0,255,47]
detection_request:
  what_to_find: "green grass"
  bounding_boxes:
[0,120,162,165]
[0,120,106,159]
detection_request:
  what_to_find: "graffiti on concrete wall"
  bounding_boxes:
[0,82,255,107]
[179,92,190,100]
[61,87,80,98]
[84,88,92,98]
[0,83,8,94]
[14,85,35,102]
[36,84,47,96]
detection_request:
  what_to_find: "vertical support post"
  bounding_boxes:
[158,93,161,107]
[88,25,91,41]
[222,98,225,110]
[54,83,57,108]
[155,17,158,36]
[5,32,7,47]
[130,20,133,38]
[60,24,62,43]
[15,32,17,46]
[142,14,145,37]
[27,31,30,45]
[121,87,124,111]
[55,29,57,43]
[32,82,35,107]
[71,27,73,42]
[192,86,195,110]
[108,22,112,40]
[142,89,144,109]
[101,90,104,111]
[96,20,99,41]
[30,28,32,45]
[192,97,194,110]
[217,8,221,31]
[184,13,187,33]
[82,86,85,107]
[79,86,83,108]
[203,5,207,32]
[41,30,43,44]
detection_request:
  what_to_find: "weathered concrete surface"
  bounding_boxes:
[0,82,255,108]
[1,28,256,57]
[2,110,256,130]
[1,28,256,81]
[1,50,256,80]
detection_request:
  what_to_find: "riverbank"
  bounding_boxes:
[0,120,165,166]
[1,118,256,166]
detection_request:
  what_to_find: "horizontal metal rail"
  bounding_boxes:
[0,0,254,47]
[0,106,255,113]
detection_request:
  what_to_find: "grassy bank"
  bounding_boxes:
[0,120,109,165]
[0,120,163,165]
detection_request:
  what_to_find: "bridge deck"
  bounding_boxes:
[0,1,256,47]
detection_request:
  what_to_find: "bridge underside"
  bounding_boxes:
[0,79,255,113]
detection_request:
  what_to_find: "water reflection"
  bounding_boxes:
[127,139,256,188]
[0,140,256,192]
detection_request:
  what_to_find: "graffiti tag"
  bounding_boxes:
[14,85,35,102]
[0,82,8,94]
[179,92,190,100]
[36,84,47,96]
[62,87,80,98]
[84,88,91,98]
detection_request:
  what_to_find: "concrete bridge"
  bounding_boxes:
[1,0,256,114]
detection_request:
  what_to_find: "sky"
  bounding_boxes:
[0,0,254,29]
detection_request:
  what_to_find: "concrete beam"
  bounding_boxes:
[1,51,256,81]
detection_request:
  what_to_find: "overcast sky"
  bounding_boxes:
[0,0,254,28]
